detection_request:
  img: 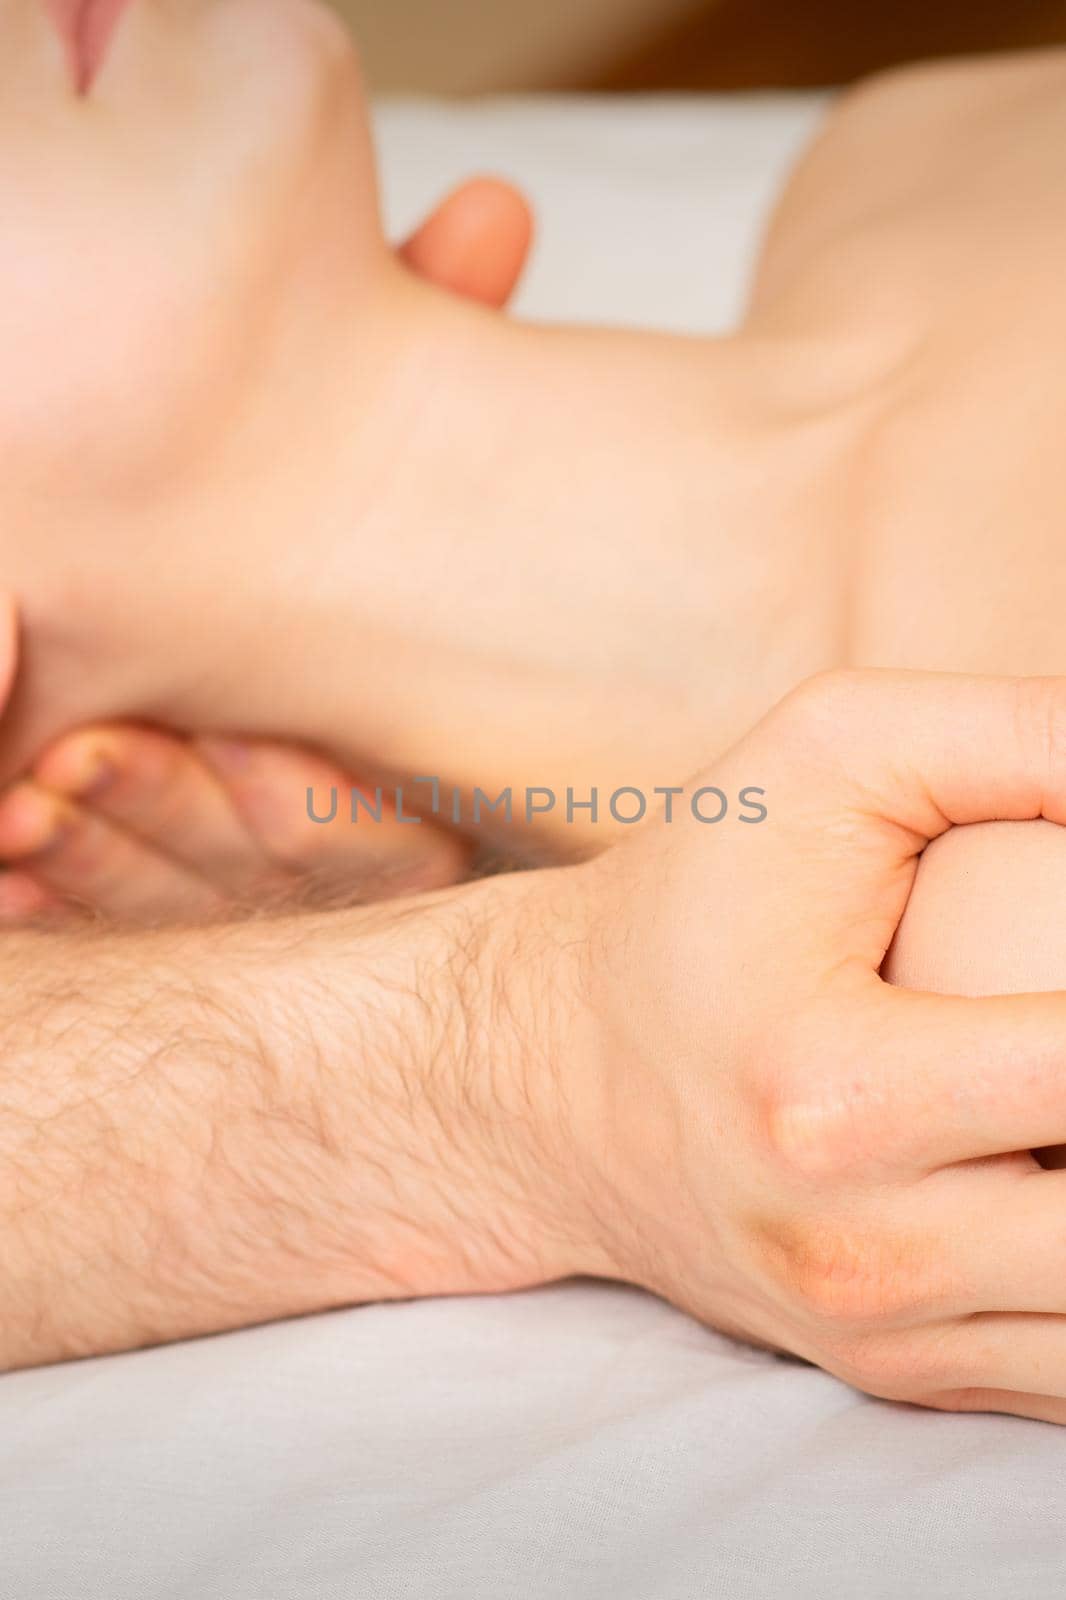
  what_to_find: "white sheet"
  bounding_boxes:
[5,95,1062,1600]
[376,94,827,334]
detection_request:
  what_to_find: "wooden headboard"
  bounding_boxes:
[603,0,1066,89]
[336,0,1066,93]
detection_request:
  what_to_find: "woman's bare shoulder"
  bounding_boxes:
[748,48,1066,329]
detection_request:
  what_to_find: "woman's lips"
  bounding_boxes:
[42,0,134,93]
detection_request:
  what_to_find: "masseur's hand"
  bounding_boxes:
[0,727,469,923]
[10,667,1066,1396]
[561,670,1066,1423]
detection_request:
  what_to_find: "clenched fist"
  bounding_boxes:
[548,671,1066,1423]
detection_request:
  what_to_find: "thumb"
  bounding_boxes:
[734,669,1066,844]
[398,176,534,309]
[707,669,1066,968]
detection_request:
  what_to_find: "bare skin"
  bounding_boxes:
[4,46,1066,998]
[0,35,1062,861]
[0,166,533,918]
[2,5,1066,1416]
[11,666,1066,1435]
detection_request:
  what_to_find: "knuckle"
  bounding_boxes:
[793,1241,908,1327]
[760,1043,868,1183]
[754,1211,938,1334]
[763,1085,857,1182]
[759,1000,903,1184]
[778,669,868,747]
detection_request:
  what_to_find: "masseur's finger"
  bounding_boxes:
[196,737,470,898]
[833,983,1066,1170]
[942,1166,1066,1315]
[928,1392,1066,1426]
[698,672,1066,1179]
[914,1314,1066,1407]
[764,671,1066,841]
[34,725,288,897]
[399,176,533,309]
[35,726,467,906]
[0,783,224,922]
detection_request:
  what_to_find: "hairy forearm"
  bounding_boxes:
[0,872,593,1371]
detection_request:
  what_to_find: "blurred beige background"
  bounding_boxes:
[331,0,1066,93]
[334,0,701,94]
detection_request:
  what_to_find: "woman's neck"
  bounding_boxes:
[0,273,864,794]
[280,287,865,802]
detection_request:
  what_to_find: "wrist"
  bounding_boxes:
[281,866,612,1304]
[451,864,615,1290]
